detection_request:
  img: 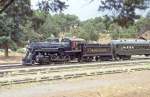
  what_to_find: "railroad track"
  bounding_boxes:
[0,64,23,70]
[0,58,150,86]
[0,56,150,70]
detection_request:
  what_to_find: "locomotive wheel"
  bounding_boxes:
[78,57,83,62]
[88,57,93,62]
[95,56,99,61]
[127,55,131,60]
[122,55,131,60]
[62,55,70,63]
[114,55,120,61]
[78,56,89,62]
[95,56,102,61]
[80,57,93,62]
[119,55,131,60]
[145,54,150,57]
[65,55,71,62]
[83,57,88,62]
[58,48,65,56]
[100,57,110,61]
[51,54,57,61]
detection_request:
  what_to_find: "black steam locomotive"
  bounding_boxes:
[22,37,150,65]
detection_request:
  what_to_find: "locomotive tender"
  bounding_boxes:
[22,37,150,65]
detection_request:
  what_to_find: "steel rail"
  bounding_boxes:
[0,56,150,70]
[0,59,150,86]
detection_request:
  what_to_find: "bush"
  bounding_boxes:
[0,49,4,52]
[16,48,26,53]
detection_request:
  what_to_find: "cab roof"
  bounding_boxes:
[111,39,150,45]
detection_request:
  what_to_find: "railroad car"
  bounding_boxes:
[112,39,150,60]
[79,43,113,62]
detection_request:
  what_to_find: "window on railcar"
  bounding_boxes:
[121,45,134,50]
[134,45,145,49]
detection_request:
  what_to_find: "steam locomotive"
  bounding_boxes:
[22,37,150,65]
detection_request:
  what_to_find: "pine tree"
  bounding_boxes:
[98,0,148,27]
[0,13,17,57]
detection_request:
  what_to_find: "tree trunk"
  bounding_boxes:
[4,45,9,57]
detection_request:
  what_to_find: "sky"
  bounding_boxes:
[31,0,108,20]
[31,0,150,21]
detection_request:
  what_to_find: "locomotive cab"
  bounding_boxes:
[61,38,85,51]
[70,38,85,51]
[60,38,86,61]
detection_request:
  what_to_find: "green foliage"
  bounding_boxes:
[146,10,150,18]
[0,0,68,16]
[120,26,137,38]
[32,12,80,40]
[16,48,26,53]
[0,13,18,48]
[108,23,121,39]
[0,36,11,45]
[0,0,15,13]
[78,27,90,40]
[79,17,107,41]
[0,0,31,57]
[98,0,148,27]
[38,0,68,14]
[21,20,41,42]
[81,21,98,40]
[135,18,150,27]
[108,22,138,39]
[5,0,32,21]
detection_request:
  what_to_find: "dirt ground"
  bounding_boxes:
[0,52,23,64]
[1,70,150,97]
[0,56,22,64]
